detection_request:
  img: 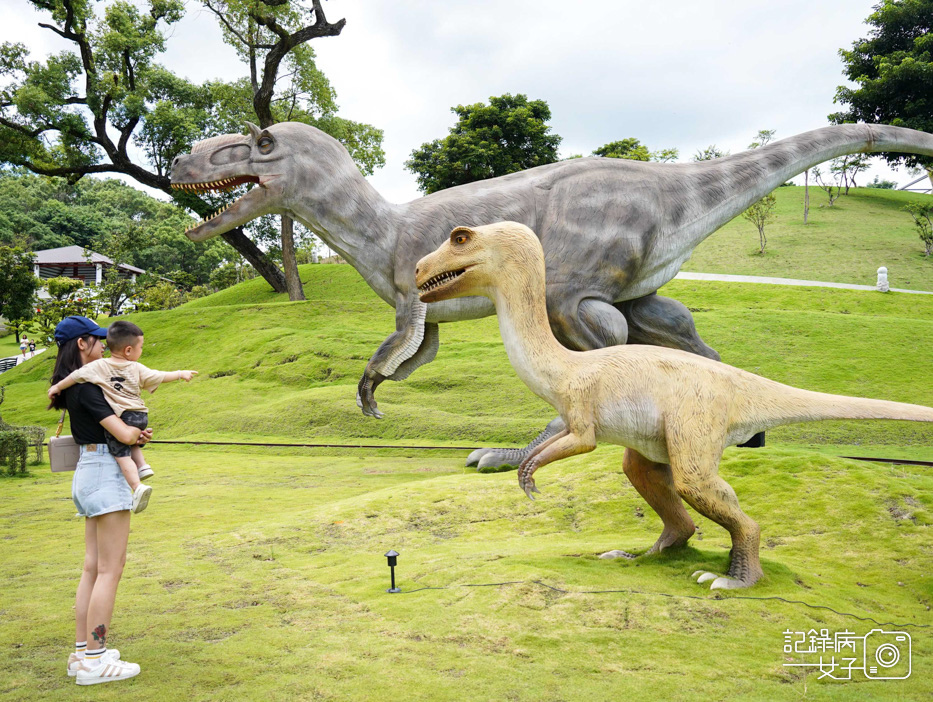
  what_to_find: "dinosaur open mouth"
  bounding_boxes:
[418,268,466,293]
[171,175,262,235]
[171,175,260,192]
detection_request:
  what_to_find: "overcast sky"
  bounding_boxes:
[1,0,918,203]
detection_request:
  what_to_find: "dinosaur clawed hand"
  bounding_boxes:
[517,458,542,500]
[356,375,384,419]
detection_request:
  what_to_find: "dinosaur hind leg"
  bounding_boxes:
[617,293,720,360]
[467,417,565,470]
[551,296,629,351]
[600,449,696,560]
[676,471,763,590]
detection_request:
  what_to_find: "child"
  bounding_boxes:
[48,320,197,513]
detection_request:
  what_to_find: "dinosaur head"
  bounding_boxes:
[416,221,543,303]
[170,121,352,242]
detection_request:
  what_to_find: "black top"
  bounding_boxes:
[64,384,115,445]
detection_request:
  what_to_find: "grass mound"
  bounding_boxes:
[2,261,931,458]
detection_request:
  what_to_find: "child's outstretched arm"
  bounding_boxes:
[162,370,198,383]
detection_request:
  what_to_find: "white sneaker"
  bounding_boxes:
[137,464,154,481]
[67,649,120,677]
[75,658,140,685]
[131,484,152,514]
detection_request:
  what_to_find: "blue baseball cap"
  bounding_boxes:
[54,316,109,346]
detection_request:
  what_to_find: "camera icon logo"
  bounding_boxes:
[863,629,911,679]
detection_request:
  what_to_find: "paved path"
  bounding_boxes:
[0,347,47,372]
[675,271,933,296]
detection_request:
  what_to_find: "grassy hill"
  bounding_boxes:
[1,255,931,459]
[686,186,933,290]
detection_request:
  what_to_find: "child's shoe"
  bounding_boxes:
[131,484,152,514]
[137,464,154,481]
[67,649,120,677]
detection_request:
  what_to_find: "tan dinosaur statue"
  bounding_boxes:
[415,221,933,589]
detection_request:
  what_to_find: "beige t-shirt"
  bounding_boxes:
[67,358,166,415]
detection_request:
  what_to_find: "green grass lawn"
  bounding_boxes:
[2,207,932,699]
[0,332,24,358]
[0,444,930,700]
[686,187,933,291]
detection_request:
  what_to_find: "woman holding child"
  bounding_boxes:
[49,316,150,685]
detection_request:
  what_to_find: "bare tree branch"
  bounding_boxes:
[37,22,72,40]
[251,1,345,127]
[21,161,119,178]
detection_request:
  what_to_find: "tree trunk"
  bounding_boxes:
[804,169,810,224]
[281,215,306,301]
[221,227,287,293]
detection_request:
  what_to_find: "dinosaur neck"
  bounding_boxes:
[287,170,400,305]
[488,262,574,404]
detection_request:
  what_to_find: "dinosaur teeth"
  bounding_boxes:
[419,269,466,292]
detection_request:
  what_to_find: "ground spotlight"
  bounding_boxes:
[385,549,401,593]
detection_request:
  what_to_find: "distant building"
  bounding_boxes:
[32,246,144,289]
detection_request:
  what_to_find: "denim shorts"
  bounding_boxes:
[72,444,132,518]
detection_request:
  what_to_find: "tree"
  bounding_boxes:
[742,193,777,254]
[904,202,933,256]
[593,138,650,161]
[748,129,777,149]
[830,0,933,186]
[592,139,679,162]
[0,172,229,283]
[0,0,356,294]
[30,278,94,345]
[867,175,898,188]
[405,94,562,194]
[44,276,84,300]
[742,131,778,253]
[830,153,871,194]
[812,164,844,206]
[694,145,729,161]
[199,0,385,301]
[0,246,39,333]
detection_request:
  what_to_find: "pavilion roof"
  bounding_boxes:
[33,246,145,274]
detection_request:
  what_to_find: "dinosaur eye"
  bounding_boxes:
[453,232,470,245]
[258,135,274,154]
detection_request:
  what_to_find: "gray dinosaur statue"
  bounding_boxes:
[170,121,933,469]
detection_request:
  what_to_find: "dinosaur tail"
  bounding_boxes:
[680,124,933,244]
[746,379,933,433]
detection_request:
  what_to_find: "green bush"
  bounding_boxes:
[0,431,27,476]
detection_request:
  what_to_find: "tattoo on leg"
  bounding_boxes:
[91,624,107,647]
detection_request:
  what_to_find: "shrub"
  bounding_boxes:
[0,431,28,476]
[904,202,933,257]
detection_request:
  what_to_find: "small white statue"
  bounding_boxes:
[877,266,890,293]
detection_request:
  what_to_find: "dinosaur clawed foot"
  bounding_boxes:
[520,478,541,501]
[691,568,761,590]
[598,549,637,560]
[356,376,384,419]
[517,461,541,500]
